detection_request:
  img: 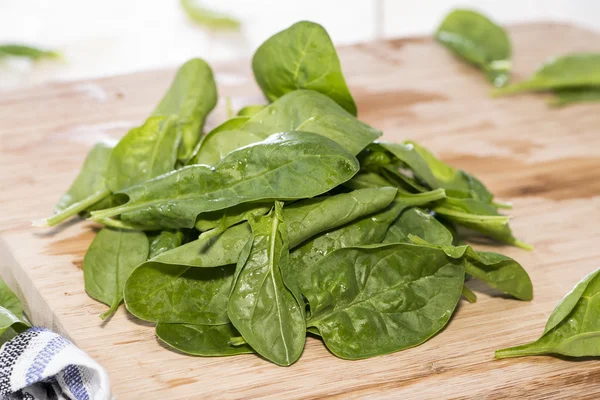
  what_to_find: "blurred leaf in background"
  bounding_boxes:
[180,0,241,31]
[0,44,61,61]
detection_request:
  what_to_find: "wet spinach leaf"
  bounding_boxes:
[496,267,600,358]
[253,21,356,115]
[83,228,149,319]
[495,53,600,95]
[152,58,218,161]
[298,243,465,359]
[148,230,185,259]
[156,322,254,356]
[228,202,305,366]
[242,90,379,155]
[91,132,359,229]
[436,9,511,87]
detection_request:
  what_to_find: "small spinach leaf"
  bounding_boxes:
[0,44,61,61]
[152,58,218,161]
[436,9,511,87]
[242,90,380,155]
[252,21,356,115]
[298,243,465,359]
[91,132,359,229]
[228,202,305,366]
[156,322,254,356]
[83,228,149,319]
[496,267,600,358]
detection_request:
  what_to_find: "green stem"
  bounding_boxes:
[461,286,477,303]
[401,188,447,206]
[100,301,120,320]
[34,189,110,227]
[495,341,547,359]
[514,240,534,251]
[96,218,143,230]
[492,200,513,210]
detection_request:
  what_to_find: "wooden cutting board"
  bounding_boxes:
[1,22,600,399]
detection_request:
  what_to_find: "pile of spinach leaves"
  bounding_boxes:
[436,9,600,107]
[38,20,534,366]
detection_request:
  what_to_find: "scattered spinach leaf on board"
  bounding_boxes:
[83,228,149,319]
[253,21,357,115]
[436,9,511,87]
[496,267,600,358]
[180,0,241,31]
[0,44,61,61]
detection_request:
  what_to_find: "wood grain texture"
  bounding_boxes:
[1,22,600,399]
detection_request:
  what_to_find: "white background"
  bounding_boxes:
[0,0,598,90]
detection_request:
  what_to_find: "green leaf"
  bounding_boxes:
[549,87,600,107]
[124,263,235,324]
[107,116,180,192]
[372,142,439,189]
[0,278,23,317]
[298,243,465,359]
[242,90,380,155]
[228,202,305,366]
[237,105,266,117]
[180,0,240,31]
[187,116,249,166]
[0,44,61,61]
[252,21,356,115]
[0,278,30,342]
[147,230,185,259]
[152,58,218,161]
[436,9,511,87]
[410,236,533,301]
[383,208,453,245]
[91,132,359,229]
[343,172,394,190]
[192,129,263,166]
[156,322,254,356]
[496,267,600,358]
[195,202,272,233]
[494,53,600,95]
[83,228,149,319]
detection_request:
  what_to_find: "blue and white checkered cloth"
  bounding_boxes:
[0,328,110,400]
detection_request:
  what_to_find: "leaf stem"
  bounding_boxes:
[495,341,546,359]
[462,286,477,303]
[33,189,110,227]
[514,240,534,251]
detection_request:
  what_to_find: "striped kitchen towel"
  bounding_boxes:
[0,327,110,400]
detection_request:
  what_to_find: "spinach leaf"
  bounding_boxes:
[180,0,241,31]
[298,243,465,359]
[37,142,114,227]
[106,116,180,192]
[252,21,356,115]
[383,208,453,245]
[549,87,600,107]
[242,90,380,155]
[228,202,305,366]
[156,322,254,356]
[148,230,185,259]
[0,277,29,342]
[496,267,600,358]
[152,58,218,161]
[192,129,263,166]
[146,187,398,268]
[187,116,249,166]
[124,263,235,324]
[83,228,149,319]
[287,189,446,285]
[343,172,394,190]
[0,44,61,61]
[91,132,359,229]
[495,53,600,95]
[237,105,266,117]
[409,235,533,301]
[436,9,511,87]
[372,142,439,189]
[195,202,272,233]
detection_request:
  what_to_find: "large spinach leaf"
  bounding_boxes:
[186,116,249,166]
[495,53,600,95]
[228,202,305,366]
[83,228,149,319]
[242,90,379,155]
[152,58,218,161]
[436,9,511,87]
[252,21,357,115]
[297,243,465,359]
[90,132,359,229]
[496,267,600,358]
[156,322,253,356]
